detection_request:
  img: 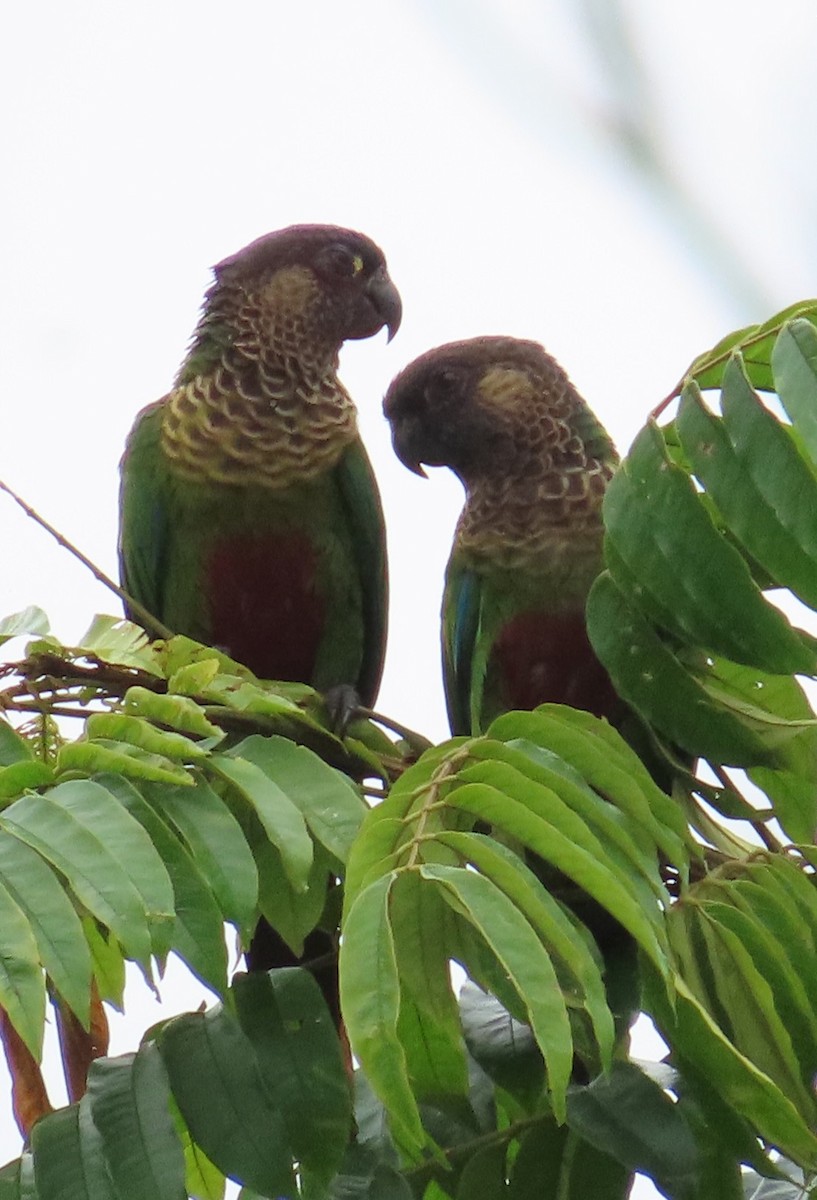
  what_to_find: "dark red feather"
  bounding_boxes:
[206,534,324,680]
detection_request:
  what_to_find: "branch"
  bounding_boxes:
[0,478,173,640]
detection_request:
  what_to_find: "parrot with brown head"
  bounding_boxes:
[384,335,619,736]
[119,224,401,1027]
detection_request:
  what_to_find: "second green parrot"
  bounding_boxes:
[384,335,619,736]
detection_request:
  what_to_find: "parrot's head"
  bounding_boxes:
[384,336,575,482]
[211,224,402,350]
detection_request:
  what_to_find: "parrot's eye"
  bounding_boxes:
[317,244,366,280]
[426,369,460,405]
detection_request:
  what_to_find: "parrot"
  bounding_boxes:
[383,335,619,737]
[119,224,401,1013]
[383,337,639,1048]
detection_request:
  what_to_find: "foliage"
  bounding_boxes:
[2,306,817,1197]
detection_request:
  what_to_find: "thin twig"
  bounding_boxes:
[358,706,434,753]
[0,478,173,640]
[709,764,782,852]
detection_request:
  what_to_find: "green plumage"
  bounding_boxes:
[384,336,619,735]
[119,225,401,706]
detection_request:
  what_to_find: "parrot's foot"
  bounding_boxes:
[323,683,363,734]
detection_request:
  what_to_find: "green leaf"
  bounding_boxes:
[703,898,817,1088]
[683,300,817,394]
[696,906,816,1113]
[388,871,471,1101]
[0,785,156,966]
[454,1142,507,1200]
[440,780,667,972]
[677,370,817,610]
[251,831,329,954]
[566,1062,701,1194]
[459,981,545,1107]
[85,713,208,761]
[86,1046,186,1200]
[458,746,666,901]
[439,831,614,1072]
[587,572,772,765]
[645,970,817,1169]
[0,760,55,799]
[123,686,223,739]
[58,741,194,787]
[604,423,814,675]
[0,874,45,1056]
[420,862,573,1120]
[141,777,257,936]
[83,918,126,1011]
[0,831,91,1024]
[0,607,50,645]
[38,779,173,958]
[339,873,428,1159]
[228,735,366,862]
[773,317,817,465]
[97,774,228,997]
[31,1106,89,1200]
[0,721,34,766]
[210,753,313,893]
[159,1006,296,1198]
[233,969,351,1185]
[76,615,153,666]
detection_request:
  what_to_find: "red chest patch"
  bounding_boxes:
[493,610,618,720]
[206,534,325,682]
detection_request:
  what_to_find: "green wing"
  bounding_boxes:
[442,557,485,736]
[334,438,388,707]
[118,401,172,628]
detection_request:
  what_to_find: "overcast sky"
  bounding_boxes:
[2,0,816,1181]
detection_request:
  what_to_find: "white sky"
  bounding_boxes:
[2,0,816,1186]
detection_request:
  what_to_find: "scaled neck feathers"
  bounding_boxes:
[454,379,619,573]
[162,266,358,488]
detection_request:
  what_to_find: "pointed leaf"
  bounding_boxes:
[0,831,91,1024]
[604,423,814,674]
[228,735,366,861]
[773,317,817,465]
[58,741,194,787]
[0,787,154,966]
[86,1046,185,1200]
[123,687,223,739]
[209,754,313,892]
[85,714,208,761]
[441,780,667,972]
[587,572,772,764]
[566,1061,701,1193]
[0,876,45,1057]
[677,372,817,609]
[159,1007,296,1197]
[645,971,817,1169]
[420,862,573,1120]
[339,873,427,1158]
[97,774,227,997]
[233,969,351,1183]
[141,777,257,935]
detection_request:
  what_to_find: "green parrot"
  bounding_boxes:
[119,224,401,997]
[383,335,619,737]
[384,336,639,1057]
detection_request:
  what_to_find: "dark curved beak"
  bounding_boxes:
[367,269,402,342]
[382,399,428,477]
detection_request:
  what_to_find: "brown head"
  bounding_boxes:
[179,224,401,383]
[384,336,616,487]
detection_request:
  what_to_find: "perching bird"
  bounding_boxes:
[385,340,639,1048]
[383,336,619,736]
[119,224,401,1000]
